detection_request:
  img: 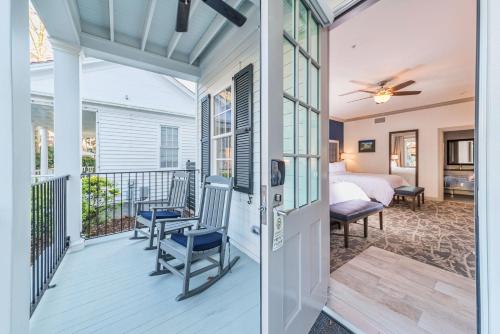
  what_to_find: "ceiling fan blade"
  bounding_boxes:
[347,96,373,103]
[392,90,421,96]
[359,90,377,94]
[378,68,413,86]
[392,80,416,91]
[338,90,362,96]
[202,0,247,27]
[176,0,191,32]
[350,79,378,87]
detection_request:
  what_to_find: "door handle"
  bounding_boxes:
[275,208,296,217]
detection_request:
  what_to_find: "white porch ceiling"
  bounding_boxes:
[32,0,257,81]
[329,0,476,120]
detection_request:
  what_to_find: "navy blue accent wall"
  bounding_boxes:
[329,120,344,152]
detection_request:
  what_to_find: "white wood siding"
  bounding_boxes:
[197,31,261,262]
[97,106,196,172]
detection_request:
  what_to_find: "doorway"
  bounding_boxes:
[325,0,478,333]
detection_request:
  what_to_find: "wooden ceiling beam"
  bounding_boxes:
[141,0,157,51]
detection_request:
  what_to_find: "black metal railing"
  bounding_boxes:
[81,162,197,239]
[30,175,70,315]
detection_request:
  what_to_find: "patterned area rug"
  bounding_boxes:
[330,199,476,279]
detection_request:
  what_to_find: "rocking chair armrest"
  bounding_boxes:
[135,199,171,205]
[157,218,198,240]
[150,205,183,211]
[185,226,225,237]
[156,216,199,224]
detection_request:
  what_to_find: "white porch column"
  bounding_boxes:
[52,41,84,250]
[0,0,31,333]
[39,126,49,176]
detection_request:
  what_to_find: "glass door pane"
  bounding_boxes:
[283,0,295,37]
[283,98,295,154]
[283,157,295,209]
[283,38,295,96]
[298,53,308,103]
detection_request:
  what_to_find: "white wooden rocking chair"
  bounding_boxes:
[151,175,239,301]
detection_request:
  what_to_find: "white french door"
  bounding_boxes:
[261,1,330,333]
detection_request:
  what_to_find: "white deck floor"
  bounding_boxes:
[30,233,260,334]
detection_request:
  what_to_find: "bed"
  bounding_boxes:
[329,162,409,206]
[391,165,416,185]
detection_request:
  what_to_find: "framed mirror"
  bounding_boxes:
[447,139,474,165]
[389,129,418,186]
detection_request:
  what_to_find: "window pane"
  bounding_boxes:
[283,38,295,96]
[283,98,295,154]
[298,53,308,103]
[298,105,307,154]
[298,157,307,206]
[283,0,294,37]
[161,127,167,145]
[311,65,319,109]
[160,148,166,168]
[298,2,308,50]
[310,19,319,61]
[310,111,318,155]
[283,157,295,209]
[216,160,232,178]
[310,158,318,202]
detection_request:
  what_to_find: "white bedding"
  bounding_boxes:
[329,181,370,205]
[330,172,409,206]
[391,166,416,185]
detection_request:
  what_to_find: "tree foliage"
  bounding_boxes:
[81,176,120,231]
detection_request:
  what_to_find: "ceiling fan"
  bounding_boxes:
[176,0,247,32]
[341,78,422,104]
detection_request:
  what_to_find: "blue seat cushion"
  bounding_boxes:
[171,231,224,251]
[138,210,181,221]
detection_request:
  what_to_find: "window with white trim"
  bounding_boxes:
[213,87,233,177]
[160,126,179,168]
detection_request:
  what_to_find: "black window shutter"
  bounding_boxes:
[233,64,254,194]
[200,94,211,180]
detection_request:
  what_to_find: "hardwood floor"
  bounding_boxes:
[327,247,476,334]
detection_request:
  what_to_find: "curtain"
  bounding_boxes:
[392,135,404,167]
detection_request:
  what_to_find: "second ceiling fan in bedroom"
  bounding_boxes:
[176,0,247,32]
[341,78,422,104]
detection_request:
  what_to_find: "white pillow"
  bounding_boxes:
[329,161,346,174]
[330,181,370,204]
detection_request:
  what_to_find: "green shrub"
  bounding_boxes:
[81,176,120,231]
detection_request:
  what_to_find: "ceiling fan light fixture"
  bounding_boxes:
[373,90,392,104]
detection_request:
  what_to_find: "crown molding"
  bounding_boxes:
[341,97,475,122]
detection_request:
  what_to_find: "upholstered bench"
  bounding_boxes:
[330,200,384,248]
[394,186,425,211]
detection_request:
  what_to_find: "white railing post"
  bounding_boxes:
[0,0,31,333]
[52,40,85,250]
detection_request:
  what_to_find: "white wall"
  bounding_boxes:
[97,105,196,172]
[31,60,195,116]
[197,30,261,262]
[343,101,475,198]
